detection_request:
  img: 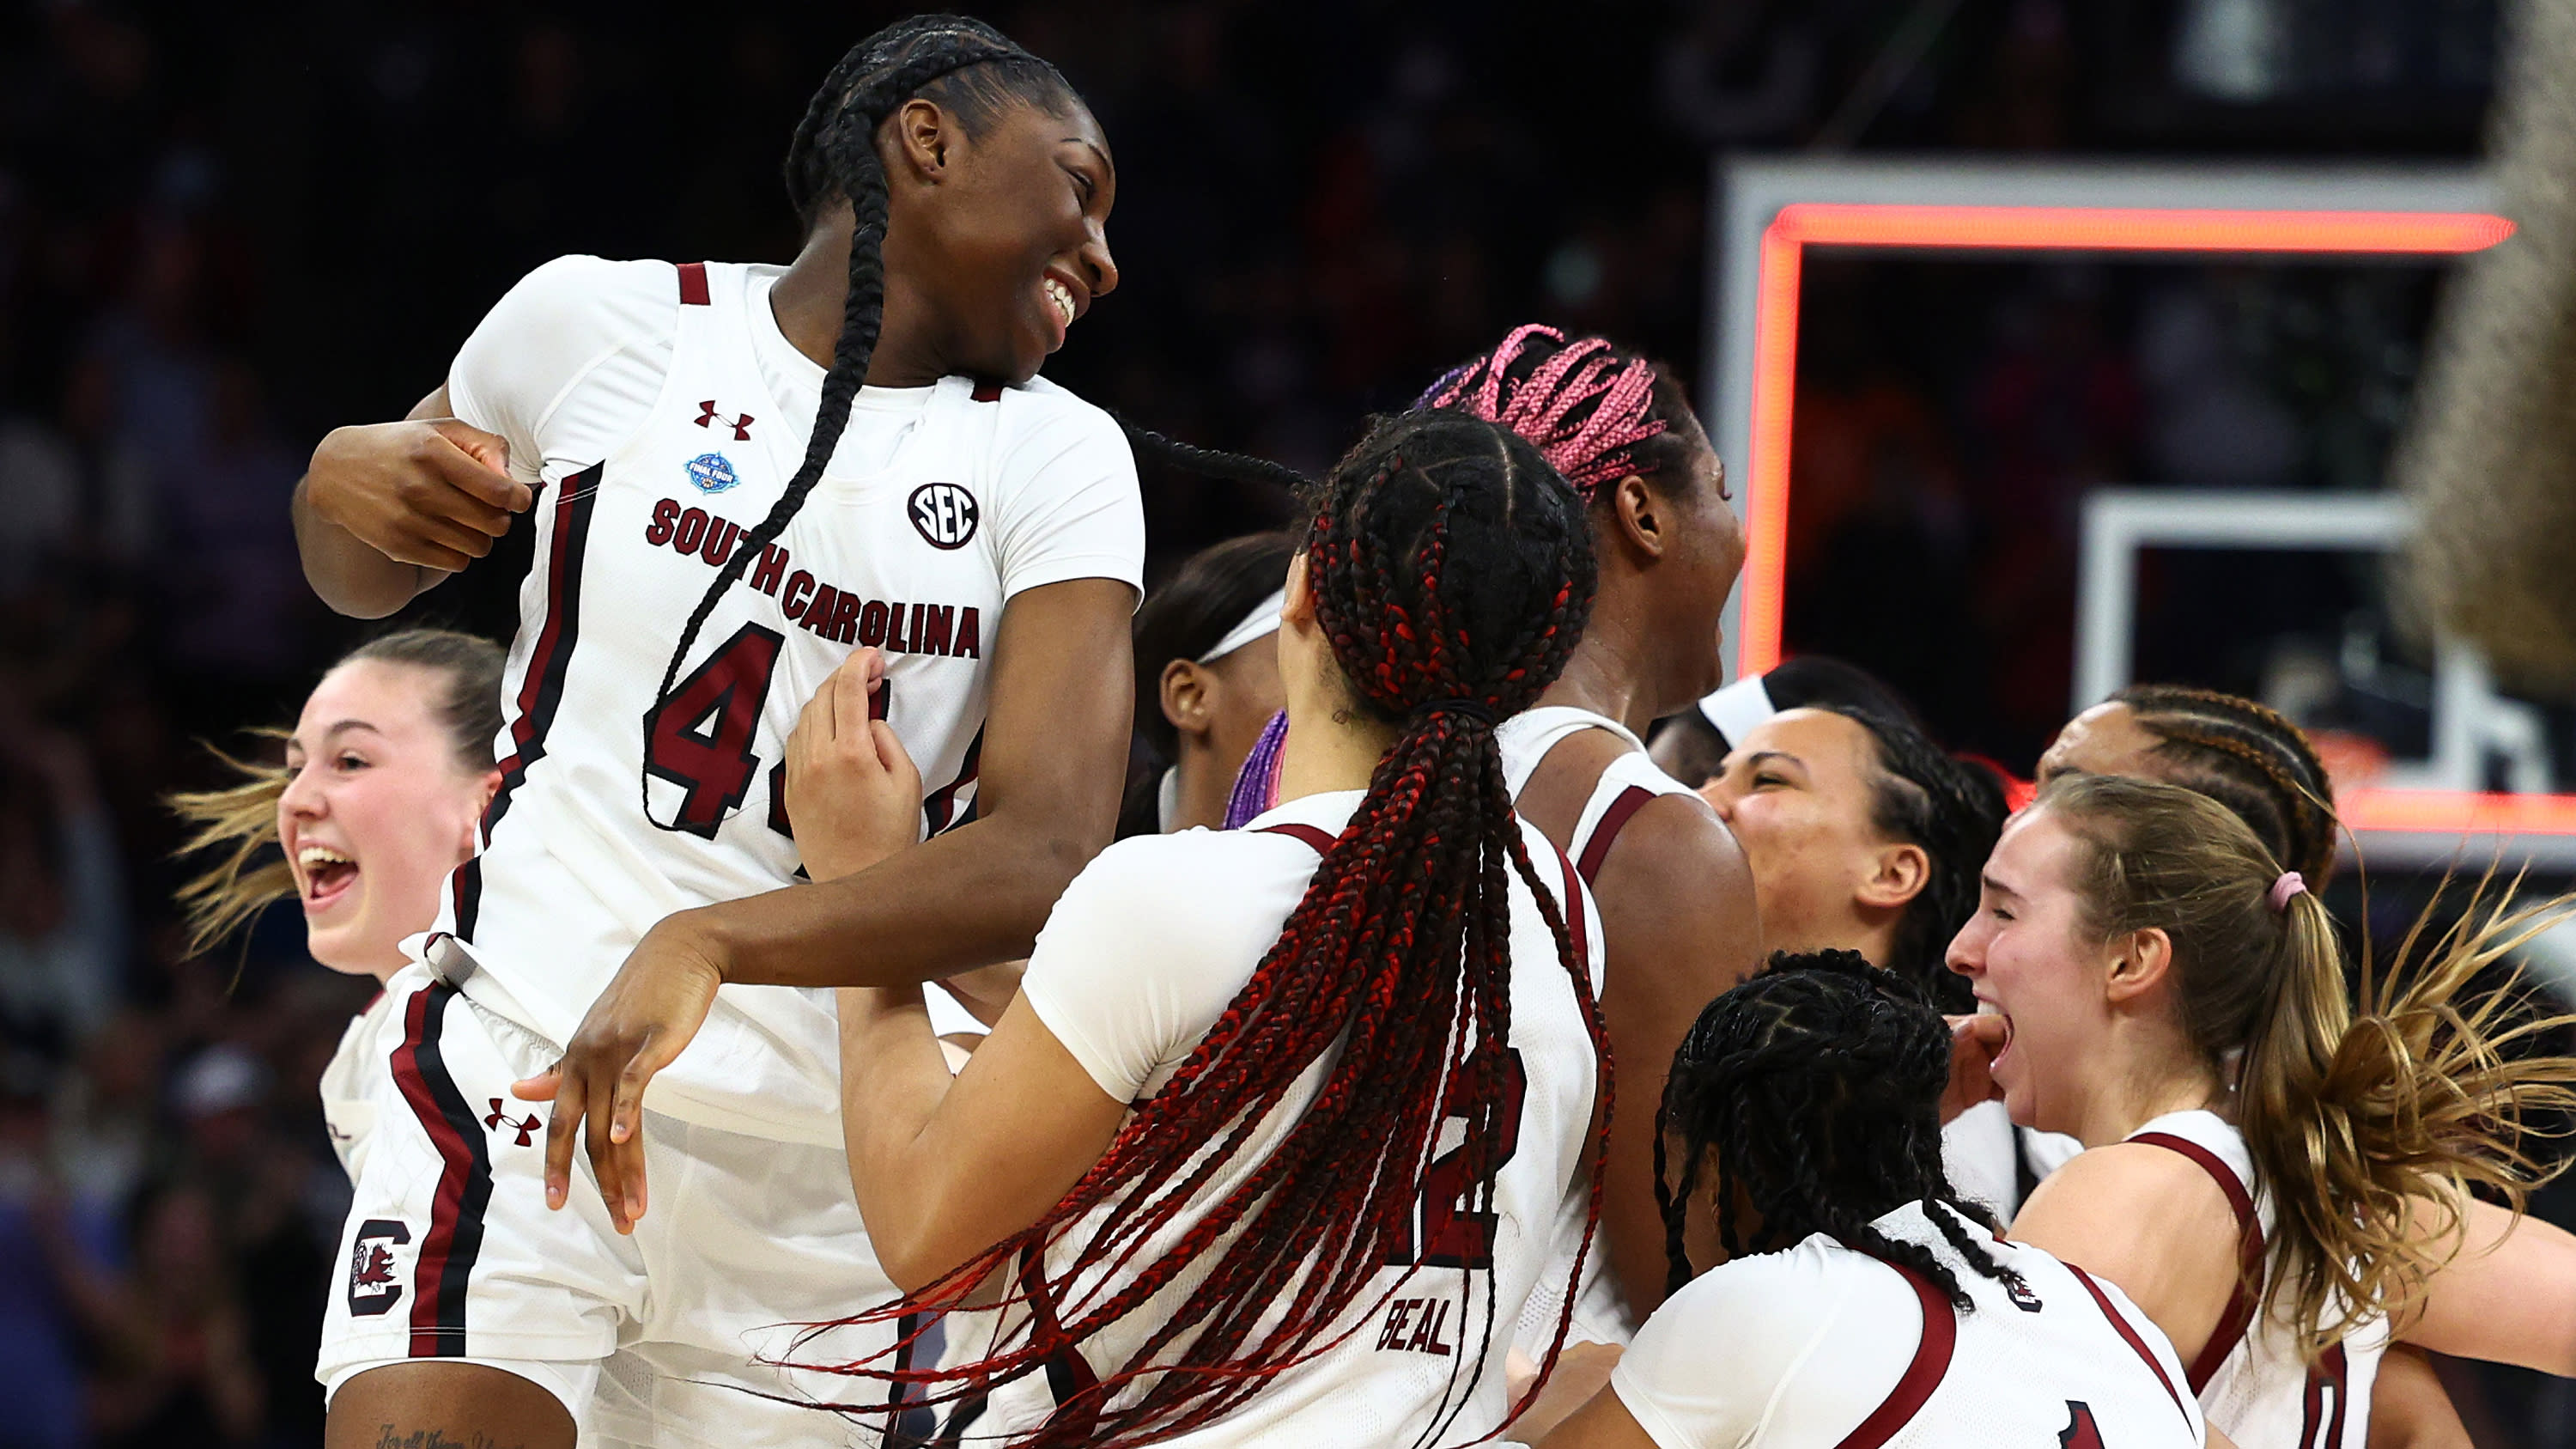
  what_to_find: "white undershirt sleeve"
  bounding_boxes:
[445,254,677,486]
[1611,1246,1912,1449]
[987,390,1145,603]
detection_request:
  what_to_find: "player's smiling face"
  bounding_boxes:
[1945,805,2113,1137]
[896,95,1118,385]
[277,661,495,979]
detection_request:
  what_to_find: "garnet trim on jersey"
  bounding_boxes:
[1833,1262,1959,1449]
[2302,1341,2350,1448]
[391,984,491,1356]
[454,463,601,938]
[924,725,986,835]
[1575,784,1656,886]
[677,260,711,306]
[2130,1131,2264,1391]
[2064,1262,2197,1434]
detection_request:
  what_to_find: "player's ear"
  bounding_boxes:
[1160,660,1212,740]
[889,97,953,180]
[1607,473,1666,563]
[1279,551,1318,631]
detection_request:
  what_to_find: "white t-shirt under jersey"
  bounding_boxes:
[1607,1201,2207,1449]
[434,254,1143,1145]
[953,788,1607,1447]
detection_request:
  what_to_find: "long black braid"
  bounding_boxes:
[1650,950,2014,1309]
[647,15,1307,829]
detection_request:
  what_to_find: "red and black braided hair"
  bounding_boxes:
[798,411,1607,1446]
[1419,323,1719,502]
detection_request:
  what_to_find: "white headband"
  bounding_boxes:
[1196,588,1285,664]
[1697,673,1778,746]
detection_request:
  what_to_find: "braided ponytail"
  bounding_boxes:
[793,411,1605,1446]
[645,16,1047,828]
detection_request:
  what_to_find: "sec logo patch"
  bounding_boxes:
[686,453,741,494]
[908,482,979,550]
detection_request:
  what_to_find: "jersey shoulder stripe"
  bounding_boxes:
[2064,1262,2197,1434]
[1574,783,1656,886]
[1832,1262,1957,1449]
[2129,1130,2264,1391]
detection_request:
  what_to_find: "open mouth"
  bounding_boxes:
[1991,1010,2016,1073]
[299,844,360,914]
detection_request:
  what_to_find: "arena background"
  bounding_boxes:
[2,2,2569,1445]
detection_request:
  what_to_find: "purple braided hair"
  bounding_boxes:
[1222,709,1291,829]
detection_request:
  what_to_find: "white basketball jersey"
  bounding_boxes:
[2123,1110,2388,1449]
[1607,1201,2207,1449]
[434,258,1142,1145]
[951,787,1607,1446]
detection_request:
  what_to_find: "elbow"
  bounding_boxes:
[870,1217,984,1299]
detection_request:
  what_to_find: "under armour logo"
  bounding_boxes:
[484,1098,543,1147]
[696,400,754,440]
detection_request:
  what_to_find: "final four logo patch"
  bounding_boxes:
[686,453,741,494]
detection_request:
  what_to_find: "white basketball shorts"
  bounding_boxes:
[317,965,920,1448]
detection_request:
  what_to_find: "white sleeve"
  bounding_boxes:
[989,396,1145,602]
[1610,1248,1898,1449]
[1018,834,1279,1102]
[446,254,676,486]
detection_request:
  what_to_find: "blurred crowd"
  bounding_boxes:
[0,0,2517,1444]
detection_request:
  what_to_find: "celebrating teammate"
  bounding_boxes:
[1118,531,1296,837]
[791,411,1608,1446]
[1422,326,1764,1329]
[171,630,503,1181]
[283,15,1277,1447]
[1532,953,2207,1449]
[2032,684,2470,1441]
[1953,772,2576,1447]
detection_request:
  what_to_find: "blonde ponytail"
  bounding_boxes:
[2044,773,2576,1357]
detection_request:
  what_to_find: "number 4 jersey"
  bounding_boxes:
[434,255,1142,1146]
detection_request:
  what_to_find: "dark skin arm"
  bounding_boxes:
[523,575,1135,1232]
[1516,729,1765,1319]
[292,386,530,618]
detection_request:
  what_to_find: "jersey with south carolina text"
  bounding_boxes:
[1607,1201,2208,1449]
[2123,1110,2388,1449]
[434,255,1141,1145]
[946,788,1607,1447]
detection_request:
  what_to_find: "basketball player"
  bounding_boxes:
[785,411,1610,1446]
[2032,684,2488,1448]
[1119,531,1296,837]
[1416,327,1762,1336]
[1951,772,2576,1447]
[1531,953,2208,1449]
[287,18,1280,1449]
[171,630,503,1181]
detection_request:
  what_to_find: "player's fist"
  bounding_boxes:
[784,648,925,882]
[1941,1012,2008,1123]
[307,417,531,574]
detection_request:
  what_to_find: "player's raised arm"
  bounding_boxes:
[293,385,529,618]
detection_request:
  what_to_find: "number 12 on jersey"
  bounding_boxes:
[1386,1048,1527,1270]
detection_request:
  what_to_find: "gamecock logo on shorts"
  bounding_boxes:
[908,482,980,550]
[348,1218,412,1317]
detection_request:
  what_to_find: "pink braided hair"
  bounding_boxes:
[1421,323,1670,496]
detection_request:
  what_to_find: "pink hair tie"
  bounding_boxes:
[2268,871,2307,912]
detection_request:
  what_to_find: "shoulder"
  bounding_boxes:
[987,376,1132,458]
[2011,1140,2246,1293]
[483,255,682,338]
[1620,1238,1918,1432]
[1038,829,1310,958]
